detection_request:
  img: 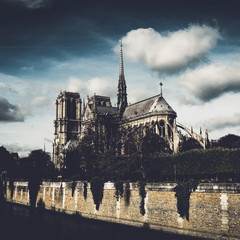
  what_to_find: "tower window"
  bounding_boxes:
[160,120,165,126]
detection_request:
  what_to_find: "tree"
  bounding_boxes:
[142,132,171,156]
[25,150,54,208]
[63,128,98,179]
[179,137,203,152]
[118,125,145,157]
[12,149,56,181]
[217,134,240,149]
[0,146,14,173]
[0,146,15,187]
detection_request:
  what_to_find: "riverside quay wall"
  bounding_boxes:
[4,181,240,240]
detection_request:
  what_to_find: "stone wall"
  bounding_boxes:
[4,181,240,240]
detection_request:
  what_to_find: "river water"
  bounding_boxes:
[0,202,207,240]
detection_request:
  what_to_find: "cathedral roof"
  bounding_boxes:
[96,106,119,116]
[123,94,176,121]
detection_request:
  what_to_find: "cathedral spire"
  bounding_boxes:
[117,39,127,115]
[120,39,124,76]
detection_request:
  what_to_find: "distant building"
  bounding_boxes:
[53,43,209,168]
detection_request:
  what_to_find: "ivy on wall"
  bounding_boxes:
[28,177,41,209]
[174,181,199,221]
[138,181,146,216]
[60,183,63,196]
[114,180,124,201]
[124,182,131,206]
[71,181,77,197]
[90,176,104,210]
[83,181,88,200]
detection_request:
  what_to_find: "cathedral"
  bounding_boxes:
[53,43,209,168]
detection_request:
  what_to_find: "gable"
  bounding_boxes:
[123,94,176,121]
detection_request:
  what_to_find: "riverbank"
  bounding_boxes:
[4,181,240,239]
[0,202,206,240]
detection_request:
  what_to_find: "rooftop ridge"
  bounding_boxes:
[126,94,161,107]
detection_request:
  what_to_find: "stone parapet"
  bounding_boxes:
[4,181,240,240]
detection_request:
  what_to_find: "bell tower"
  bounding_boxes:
[53,91,82,167]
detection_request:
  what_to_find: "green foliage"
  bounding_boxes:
[114,180,124,201]
[175,148,240,181]
[90,176,104,210]
[179,137,203,152]
[0,146,14,174]
[62,147,240,183]
[124,182,131,206]
[63,128,98,180]
[143,152,173,181]
[174,181,199,220]
[138,181,146,216]
[14,149,56,180]
[121,125,144,156]
[217,134,240,149]
[97,153,142,182]
[142,133,171,156]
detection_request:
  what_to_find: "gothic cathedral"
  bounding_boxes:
[53,43,209,169]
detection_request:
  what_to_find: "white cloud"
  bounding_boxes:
[0,82,17,94]
[31,96,49,107]
[1,142,39,157]
[67,76,116,99]
[181,63,240,102]
[116,25,220,76]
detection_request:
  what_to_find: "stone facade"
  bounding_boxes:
[4,181,240,240]
[53,92,82,167]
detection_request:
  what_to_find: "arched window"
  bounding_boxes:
[160,120,164,127]
[168,125,172,139]
[159,120,165,137]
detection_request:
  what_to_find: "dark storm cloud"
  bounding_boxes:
[181,63,240,103]
[0,0,239,76]
[207,113,240,131]
[4,0,52,9]
[0,97,26,122]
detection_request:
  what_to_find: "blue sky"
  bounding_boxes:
[0,0,240,156]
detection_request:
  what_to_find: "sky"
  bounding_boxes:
[0,0,240,157]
